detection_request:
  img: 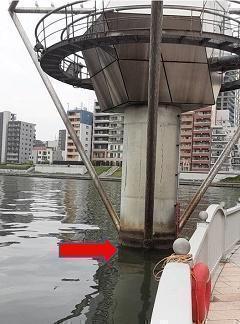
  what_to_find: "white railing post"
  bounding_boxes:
[151,239,192,324]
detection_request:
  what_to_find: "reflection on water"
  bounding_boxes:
[0,175,239,323]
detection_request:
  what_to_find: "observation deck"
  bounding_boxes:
[34,1,240,111]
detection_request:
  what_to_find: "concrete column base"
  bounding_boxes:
[119,230,176,250]
[119,105,180,249]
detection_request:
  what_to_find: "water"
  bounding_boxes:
[0,175,239,324]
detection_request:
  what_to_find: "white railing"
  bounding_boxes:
[151,202,240,324]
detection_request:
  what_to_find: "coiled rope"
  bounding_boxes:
[153,253,193,281]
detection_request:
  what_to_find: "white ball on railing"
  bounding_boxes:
[173,238,191,255]
[198,211,208,221]
[220,201,226,208]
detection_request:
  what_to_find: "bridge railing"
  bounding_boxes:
[151,202,240,324]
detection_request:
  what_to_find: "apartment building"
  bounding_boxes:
[108,114,124,166]
[91,102,124,166]
[66,108,93,162]
[191,107,212,171]
[211,125,231,171]
[180,112,193,171]
[6,121,36,164]
[0,111,15,163]
[180,107,212,172]
[32,146,54,164]
[216,70,240,126]
[211,111,240,171]
[58,129,66,151]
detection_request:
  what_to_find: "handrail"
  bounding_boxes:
[34,0,89,41]
[151,201,240,324]
[34,2,240,49]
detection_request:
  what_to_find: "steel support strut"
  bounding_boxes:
[9,1,120,232]
[144,1,163,246]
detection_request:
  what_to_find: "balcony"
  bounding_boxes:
[192,152,209,156]
[211,139,228,143]
[109,137,123,142]
[194,121,210,126]
[193,129,210,134]
[93,139,108,144]
[95,112,110,117]
[181,115,193,120]
[192,159,210,164]
[193,137,210,141]
[92,148,108,152]
[181,124,193,130]
[192,144,210,149]
[180,138,192,143]
[180,131,192,136]
[180,145,192,149]
[94,125,110,130]
[94,133,109,137]
[180,152,191,157]
[94,119,110,123]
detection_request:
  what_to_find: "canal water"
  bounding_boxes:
[0,175,239,324]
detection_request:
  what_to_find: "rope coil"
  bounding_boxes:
[153,253,193,281]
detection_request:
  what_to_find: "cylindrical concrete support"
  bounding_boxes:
[119,105,180,249]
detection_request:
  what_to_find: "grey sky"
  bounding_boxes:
[0,0,96,141]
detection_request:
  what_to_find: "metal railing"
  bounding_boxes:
[151,201,240,324]
[34,1,240,84]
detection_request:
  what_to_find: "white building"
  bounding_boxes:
[211,111,240,171]
[91,102,124,166]
[46,140,58,149]
[66,108,93,162]
[0,111,15,163]
[32,146,54,164]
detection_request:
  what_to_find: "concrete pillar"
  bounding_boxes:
[119,105,181,249]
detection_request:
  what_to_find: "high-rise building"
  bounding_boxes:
[216,71,240,126]
[0,111,15,163]
[211,110,240,171]
[180,107,212,172]
[108,114,124,166]
[211,124,231,171]
[91,102,124,166]
[180,112,193,171]
[58,129,66,151]
[6,121,36,164]
[66,108,93,162]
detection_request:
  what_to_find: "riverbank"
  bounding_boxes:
[0,171,121,182]
[1,171,240,187]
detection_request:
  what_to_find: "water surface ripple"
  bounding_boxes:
[0,175,239,323]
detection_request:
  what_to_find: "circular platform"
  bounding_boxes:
[35,2,240,93]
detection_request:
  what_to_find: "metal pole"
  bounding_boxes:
[179,124,240,231]
[9,5,120,232]
[144,1,163,246]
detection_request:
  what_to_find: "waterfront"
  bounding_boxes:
[0,175,239,324]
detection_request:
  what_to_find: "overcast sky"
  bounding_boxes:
[0,0,239,140]
[0,0,96,141]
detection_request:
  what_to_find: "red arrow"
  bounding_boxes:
[59,240,117,262]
